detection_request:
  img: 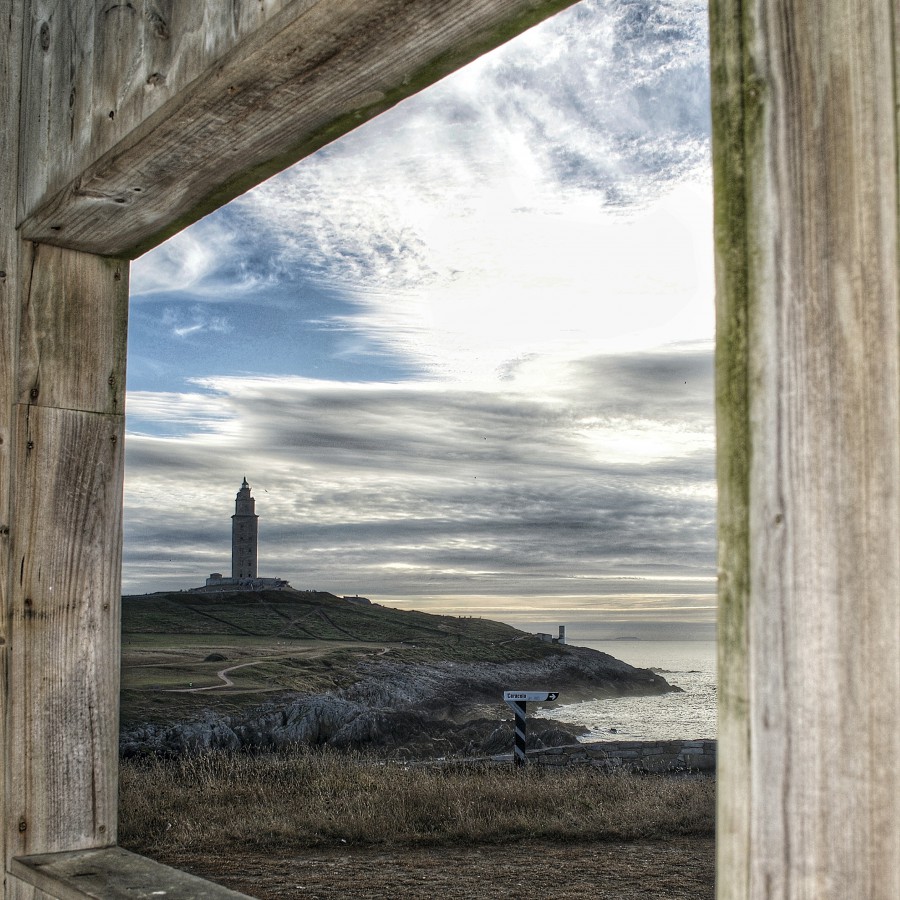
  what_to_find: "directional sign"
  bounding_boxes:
[502,690,560,766]
[503,691,559,703]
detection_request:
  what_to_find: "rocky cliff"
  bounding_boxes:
[120,644,677,758]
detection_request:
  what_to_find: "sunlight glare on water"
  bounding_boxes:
[535,640,717,741]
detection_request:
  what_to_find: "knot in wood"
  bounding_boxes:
[18,819,27,832]
[147,11,170,40]
[39,22,50,51]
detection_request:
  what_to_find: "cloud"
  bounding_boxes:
[160,306,233,339]
[130,214,283,301]
[123,346,715,603]
[128,0,712,381]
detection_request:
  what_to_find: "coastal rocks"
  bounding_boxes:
[341,645,678,713]
[119,701,587,759]
[120,718,240,756]
[120,645,674,759]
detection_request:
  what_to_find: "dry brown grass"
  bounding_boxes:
[118,750,714,858]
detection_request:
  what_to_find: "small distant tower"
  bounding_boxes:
[232,477,259,579]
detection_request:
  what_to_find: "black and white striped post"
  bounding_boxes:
[503,690,559,766]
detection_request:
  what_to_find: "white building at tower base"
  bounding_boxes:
[192,573,291,593]
[189,478,292,593]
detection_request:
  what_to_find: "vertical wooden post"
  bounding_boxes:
[0,0,25,884]
[2,1,130,888]
[711,1,900,897]
[7,245,128,861]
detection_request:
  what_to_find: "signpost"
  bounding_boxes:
[503,691,559,766]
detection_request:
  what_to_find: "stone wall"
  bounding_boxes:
[530,739,717,773]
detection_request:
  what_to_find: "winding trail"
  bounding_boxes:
[158,645,393,694]
[165,660,267,693]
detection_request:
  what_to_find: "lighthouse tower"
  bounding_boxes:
[232,477,259,579]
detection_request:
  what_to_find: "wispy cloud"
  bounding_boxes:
[161,306,233,339]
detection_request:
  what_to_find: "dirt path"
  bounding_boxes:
[158,657,284,694]
[164,660,271,693]
[160,837,715,899]
[160,646,395,694]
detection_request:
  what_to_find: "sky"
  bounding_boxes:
[124,0,716,641]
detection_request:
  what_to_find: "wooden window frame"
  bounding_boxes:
[1,1,897,897]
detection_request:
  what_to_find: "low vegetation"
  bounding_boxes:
[121,589,567,726]
[119,750,714,857]
[122,590,554,660]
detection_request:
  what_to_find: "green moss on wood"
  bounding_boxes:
[709,0,752,693]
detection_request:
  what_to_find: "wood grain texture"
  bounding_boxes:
[11,848,254,899]
[4,3,134,882]
[7,403,123,858]
[5,876,50,900]
[18,0,576,257]
[1,0,26,888]
[17,0,300,222]
[17,244,128,415]
[711,0,900,897]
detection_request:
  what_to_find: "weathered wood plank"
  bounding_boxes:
[19,0,577,257]
[7,404,123,858]
[17,243,128,415]
[711,0,900,897]
[6,874,52,900]
[11,847,254,900]
[18,0,299,224]
[17,1,95,227]
[1,0,27,885]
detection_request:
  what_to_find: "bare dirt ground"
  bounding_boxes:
[163,837,715,899]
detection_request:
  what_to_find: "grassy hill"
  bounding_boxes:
[121,589,563,726]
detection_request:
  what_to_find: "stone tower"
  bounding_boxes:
[232,477,259,579]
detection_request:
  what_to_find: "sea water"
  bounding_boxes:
[535,640,717,742]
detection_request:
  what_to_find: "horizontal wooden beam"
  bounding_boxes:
[18,0,576,259]
[11,847,252,899]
